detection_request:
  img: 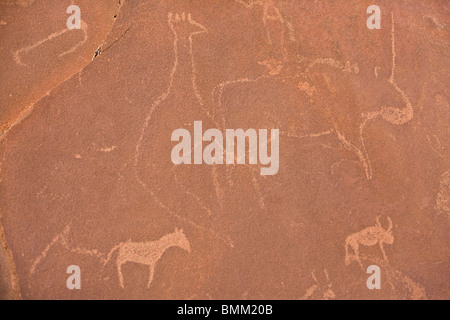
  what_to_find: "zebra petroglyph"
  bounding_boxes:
[104,228,191,289]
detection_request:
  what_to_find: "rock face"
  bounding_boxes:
[0,0,119,133]
[0,0,449,299]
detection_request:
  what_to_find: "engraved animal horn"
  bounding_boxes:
[386,217,393,231]
[375,215,381,227]
[311,269,318,283]
[324,269,330,282]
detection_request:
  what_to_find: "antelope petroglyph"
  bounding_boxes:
[104,228,191,288]
[345,216,394,268]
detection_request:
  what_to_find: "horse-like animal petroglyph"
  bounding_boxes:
[104,228,191,289]
[345,216,394,268]
[29,225,191,289]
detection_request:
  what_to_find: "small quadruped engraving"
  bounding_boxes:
[345,216,394,268]
[103,228,191,289]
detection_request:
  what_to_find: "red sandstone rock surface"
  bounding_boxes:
[0,0,449,299]
[0,0,119,133]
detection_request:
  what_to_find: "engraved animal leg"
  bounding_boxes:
[345,240,354,265]
[355,248,363,269]
[379,242,388,262]
[147,265,155,289]
[345,241,350,265]
[301,285,318,300]
[348,239,363,269]
[118,261,125,288]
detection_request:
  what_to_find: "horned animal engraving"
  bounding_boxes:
[345,216,394,268]
[104,228,191,288]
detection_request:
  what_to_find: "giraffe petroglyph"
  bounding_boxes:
[133,12,234,249]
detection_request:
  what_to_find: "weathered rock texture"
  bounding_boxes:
[0,0,119,133]
[0,0,449,299]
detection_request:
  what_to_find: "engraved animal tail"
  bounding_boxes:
[103,243,121,266]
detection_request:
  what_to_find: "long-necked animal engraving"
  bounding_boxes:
[345,216,394,268]
[132,12,234,249]
[104,228,191,288]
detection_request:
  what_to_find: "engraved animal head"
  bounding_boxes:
[375,216,394,244]
[173,227,191,253]
[168,12,208,38]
